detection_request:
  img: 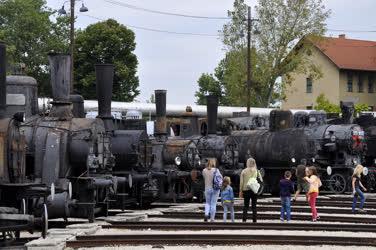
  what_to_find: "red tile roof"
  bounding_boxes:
[313,36,376,72]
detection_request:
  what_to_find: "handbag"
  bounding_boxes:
[246,176,260,194]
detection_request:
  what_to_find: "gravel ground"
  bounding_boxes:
[77,245,376,250]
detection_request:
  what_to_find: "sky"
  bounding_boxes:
[46,0,376,105]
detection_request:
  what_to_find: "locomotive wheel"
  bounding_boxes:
[328,173,347,194]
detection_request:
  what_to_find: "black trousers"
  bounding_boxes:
[243,190,257,222]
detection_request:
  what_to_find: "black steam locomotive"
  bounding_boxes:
[0,45,152,241]
[231,109,365,194]
[149,90,201,202]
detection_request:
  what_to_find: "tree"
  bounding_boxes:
[195,73,226,105]
[0,0,70,96]
[74,19,139,101]
[213,0,330,107]
[314,94,340,113]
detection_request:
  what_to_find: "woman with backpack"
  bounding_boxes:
[202,158,222,222]
[239,158,263,223]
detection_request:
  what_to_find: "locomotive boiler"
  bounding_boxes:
[151,90,201,202]
[0,42,48,240]
[231,110,365,194]
[18,54,120,221]
[355,113,376,191]
[93,64,154,207]
[193,95,241,192]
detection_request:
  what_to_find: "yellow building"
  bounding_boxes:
[282,35,376,110]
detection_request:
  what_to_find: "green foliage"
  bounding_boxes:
[74,19,139,101]
[314,94,340,113]
[199,0,330,107]
[195,73,229,105]
[355,103,370,114]
[0,0,70,96]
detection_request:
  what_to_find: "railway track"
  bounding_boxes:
[212,205,376,215]
[65,233,376,248]
[104,221,376,232]
[149,211,376,223]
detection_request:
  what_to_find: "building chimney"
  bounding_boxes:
[48,53,73,119]
[154,89,167,138]
[206,95,218,135]
[0,42,6,118]
[339,34,346,39]
[95,64,114,131]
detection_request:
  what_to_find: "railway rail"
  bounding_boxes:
[65,233,376,248]
[212,204,376,215]
[104,221,376,232]
[149,211,376,223]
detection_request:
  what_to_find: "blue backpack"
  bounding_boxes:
[213,168,223,190]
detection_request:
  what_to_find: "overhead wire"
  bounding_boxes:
[101,0,376,35]
[103,0,231,20]
[80,14,220,37]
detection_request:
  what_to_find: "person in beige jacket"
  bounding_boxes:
[239,158,263,223]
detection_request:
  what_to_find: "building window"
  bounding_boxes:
[347,72,353,92]
[306,106,313,110]
[306,78,312,93]
[369,74,374,93]
[358,74,364,93]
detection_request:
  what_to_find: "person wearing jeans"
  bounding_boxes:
[352,165,367,213]
[280,171,294,222]
[221,176,235,223]
[204,188,220,221]
[202,158,220,222]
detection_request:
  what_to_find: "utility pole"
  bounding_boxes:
[70,0,75,93]
[246,6,251,113]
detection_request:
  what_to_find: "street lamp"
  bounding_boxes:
[58,0,89,93]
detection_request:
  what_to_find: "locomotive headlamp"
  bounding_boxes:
[363,167,369,176]
[326,166,332,176]
[353,158,358,164]
[291,158,296,163]
[330,135,336,142]
[175,156,182,166]
[312,158,316,163]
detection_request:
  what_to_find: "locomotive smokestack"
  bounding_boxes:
[154,89,167,138]
[0,42,6,118]
[48,53,73,119]
[95,64,114,131]
[206,95,218,135]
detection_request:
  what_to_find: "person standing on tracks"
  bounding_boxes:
[221,176,235,223]
[239,158,263,223]
[202,158,222,222]
[280,171,294,222]
[293,160,309,202]
[304,166,322,222]
[352,164,367,213]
